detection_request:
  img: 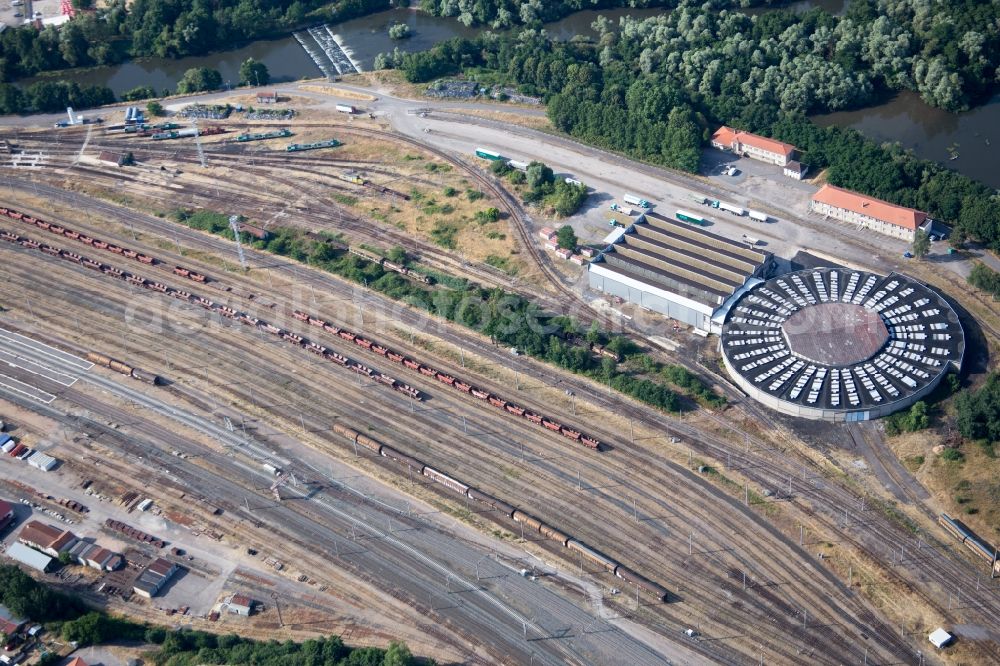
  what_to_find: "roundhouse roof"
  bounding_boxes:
[721,268,964,415]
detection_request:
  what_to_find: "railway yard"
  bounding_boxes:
[0,89,999,666]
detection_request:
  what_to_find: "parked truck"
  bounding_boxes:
[748,210,769,222]
[717,201,745,216]
[623,194,650,208]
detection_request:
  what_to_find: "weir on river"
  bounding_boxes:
[295,25,361,78]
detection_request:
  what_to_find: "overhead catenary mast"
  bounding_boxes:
[228,215,248,270]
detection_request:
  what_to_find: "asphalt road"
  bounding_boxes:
[0,325,690,665]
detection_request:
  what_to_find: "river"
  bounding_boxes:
[23,1,998,188]
[813,91,1000,189]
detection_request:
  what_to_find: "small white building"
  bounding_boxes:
[25,452,56,471]
[929,628,953,649]
[228,593,255,616]
[783,160,808,180]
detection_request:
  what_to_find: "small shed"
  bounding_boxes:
[228,593,255,616]
[256,91,278,104]
[538,227,556,242]
[570,254,585,265]
[928,628,953,649]
[26,452,56,471]
[783,160,808,180]
[544,241,558,251]
[579,247,596,258]
[555,247,573,260]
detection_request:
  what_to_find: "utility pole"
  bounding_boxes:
[193,120,207,167]
[228,215,248,270]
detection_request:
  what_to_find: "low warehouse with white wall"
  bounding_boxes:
[588,211,772,334]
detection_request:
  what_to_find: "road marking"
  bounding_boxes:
[0,373,56,404]
[0,348,79,387]
[0,328,93,371]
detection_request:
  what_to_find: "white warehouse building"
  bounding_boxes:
[588,211,773,334]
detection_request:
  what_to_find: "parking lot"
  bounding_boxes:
[0,0,61,29]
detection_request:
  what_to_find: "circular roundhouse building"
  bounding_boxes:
[720,268,964,421]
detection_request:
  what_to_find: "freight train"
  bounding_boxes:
[0,206,208,283]
[293,308,601,451]
[938,513,1000,574]
[3,208,597,446]
[1,220,665,598]
[286,139,342,152]
[347,247,430,284]
[1,227,422,401]
[330,421,667,601]
[86,352,161,385]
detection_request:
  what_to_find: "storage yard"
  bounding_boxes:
[0,89,997,666]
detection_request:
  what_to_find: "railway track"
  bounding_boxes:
[6,129,1000,658]
[3,230,932,664]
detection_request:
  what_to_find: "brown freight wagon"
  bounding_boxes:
[539,523,571,547]
[87,352,113,367]
[512,510,543,532]
[131,368,160,385]
[380,446,424,472]
[109,360,133,375]
[356,435,382,453]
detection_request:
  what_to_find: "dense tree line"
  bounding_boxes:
[967,262,1000,300]
[0,80,115,114]
[0,0,390,85]
[954,372,1000,455]
[146,629,418,666]
[0,565,85,622]
[379,1,1000,245]
[414,0,999,112]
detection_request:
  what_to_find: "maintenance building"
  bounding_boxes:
[588,210,773,334]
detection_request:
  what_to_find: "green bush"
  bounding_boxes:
[941,447,964,462]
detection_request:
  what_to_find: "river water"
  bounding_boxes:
[24,1,997,188]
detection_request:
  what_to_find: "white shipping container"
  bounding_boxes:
[137,498,154,512]
[27,452,56,471]
[748,210,768,222]
[1,441,16,454]
[507,160,529,172]
[718,202,745,216]
[623,194,650,208]
[335,104,356,114]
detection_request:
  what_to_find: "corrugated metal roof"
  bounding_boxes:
[5,542,53,571]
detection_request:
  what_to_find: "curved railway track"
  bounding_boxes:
[5,130,1000,659]
[0,224,944,659]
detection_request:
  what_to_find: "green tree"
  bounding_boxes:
[526,161,554,190]
[121,86,157,102]
[58,551,73,566]
[911,229,931,259]
[555,224,577,251]
[238,58,270,87]
[383,641,414,666]
[176,67,222,94]
[388,22,412,40]
[146,100,165,117]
